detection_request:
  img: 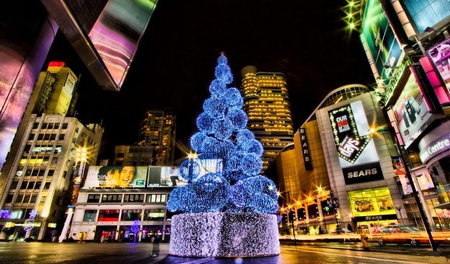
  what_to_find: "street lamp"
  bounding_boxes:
[278,190,296,246]
[371,126,437,251]
[59,146,89,243]
[396,206,403,224]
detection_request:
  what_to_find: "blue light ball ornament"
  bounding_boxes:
[209,79,227,97]
[203,97,226,119]
[166,186,197,212]
[215,118,234,140]
[236,129,255,143]
[191,173,230,212]
[225,155,241,171]
[190,132,207,153]
[227,108,247,132]
[229,180,249,208]
[196,112,217,134]
[215,64,233,84]
[247,193,279,213]
[239,139,263,157]
[179,158,201,182]
[217,54,228,64]
[242,176,278,200]
[217,139,236,159]
[241,153,263,176]
[224,88,243,108]
[201,137,220,157]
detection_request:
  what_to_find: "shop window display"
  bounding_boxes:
[348,187,395,217]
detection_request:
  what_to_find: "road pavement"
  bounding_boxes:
[0,240,448,263]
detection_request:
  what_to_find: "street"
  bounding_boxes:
[0,241,449,264]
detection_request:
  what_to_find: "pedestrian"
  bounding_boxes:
[150,232,160,257]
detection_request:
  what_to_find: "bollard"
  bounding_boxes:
[360,234,369,251]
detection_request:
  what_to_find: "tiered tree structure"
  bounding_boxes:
[167,53,280,257]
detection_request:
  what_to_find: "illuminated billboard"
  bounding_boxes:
[391,72,438,148]
[83,166,148,188]
[147,166,188,188]
[427,38,450,91]
[402,0,450,35]
[41,0,158,91]
[146,160,223,188]
[360,0,403,80]
[328,100,383,185]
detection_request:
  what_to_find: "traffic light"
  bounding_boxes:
[332,198,339,208]
[288,211,294,222]
[321,200,330,215]
[297,208,306,220]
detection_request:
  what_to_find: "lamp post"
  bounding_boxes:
[59,147,88,242]
[370,126,437,251]
[399,146,437,251]
[396,206,403,224]
[278,191,296,246]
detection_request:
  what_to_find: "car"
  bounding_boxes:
[369,225,450,246]
[331,227,354,235]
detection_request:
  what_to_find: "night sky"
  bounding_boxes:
[44,0,374,163]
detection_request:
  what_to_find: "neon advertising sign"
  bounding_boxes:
[420,133,450,163]
[328,101,384,185]
[329,105,371,163]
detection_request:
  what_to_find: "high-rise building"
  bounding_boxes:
[0,63,103,241]
[33,61,79,116]
[138,109,176,166]
[240,66,294,172]
[113,145,154,166]
[0,114,103,241]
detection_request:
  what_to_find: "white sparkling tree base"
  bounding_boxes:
[169,212,280,257]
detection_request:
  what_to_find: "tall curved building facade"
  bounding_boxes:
[240,66,294,172]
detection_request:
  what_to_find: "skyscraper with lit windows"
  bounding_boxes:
[138,109,176,166]
[0,62,103,241]
[240,66,294,172]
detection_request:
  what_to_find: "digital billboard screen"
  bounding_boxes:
[427,38,450,91]
[391,72,437,148]
[402,0,450,35]
[84,166,148,188]
[147,166,188,188]
[146,160,223,188]
[360,0,402,81]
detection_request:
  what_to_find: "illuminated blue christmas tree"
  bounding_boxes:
[168,53,281,258]
[167,53,279,215]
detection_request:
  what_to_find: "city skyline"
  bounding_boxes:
[44,0,374,162]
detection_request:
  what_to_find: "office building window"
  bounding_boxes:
[101,194,122,203]
[121,209,142,220]
[146,194,166,203]
[144,209,165,221]
[87,194,101,203]
[83,210,97,222]
[124,194,144,203]
[98,210,120,221]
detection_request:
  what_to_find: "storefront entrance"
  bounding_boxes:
[95,226,117,242]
